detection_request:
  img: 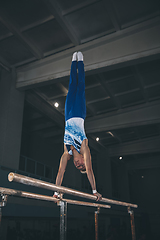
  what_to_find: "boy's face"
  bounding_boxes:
[73,154,86,171]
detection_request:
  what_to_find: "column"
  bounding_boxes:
[0,68,25,170]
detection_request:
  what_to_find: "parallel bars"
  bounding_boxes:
[0,172,138,240]
[8,172,138,208]
[0,186,110,240]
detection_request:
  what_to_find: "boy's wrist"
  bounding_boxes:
[92,189,97,194]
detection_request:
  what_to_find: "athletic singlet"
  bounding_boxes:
[64,117,87,155]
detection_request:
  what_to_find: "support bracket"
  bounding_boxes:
[0,194,8,207]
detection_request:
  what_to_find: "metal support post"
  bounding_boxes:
[95,207,100,240]
[128,207,136,240]
[0,194,8,226]
[59,201,67,240]
[0,207,2,227]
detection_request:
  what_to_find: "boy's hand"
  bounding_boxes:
[93,192,102,201]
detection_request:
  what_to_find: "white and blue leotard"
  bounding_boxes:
[64,118,87,155]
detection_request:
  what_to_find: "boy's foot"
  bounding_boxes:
[72,52,77,61]
[77,51,83,61]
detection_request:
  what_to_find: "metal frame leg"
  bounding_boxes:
[59,201,67,240]
[0,207,2,227]
[0,194,8,227]
[128,207,136,240]
[95,207,100,240]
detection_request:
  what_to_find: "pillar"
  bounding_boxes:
[0,68,25,169]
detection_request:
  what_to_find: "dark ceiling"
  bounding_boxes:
[0,0,160,171]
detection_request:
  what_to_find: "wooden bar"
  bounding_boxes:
[8,172,138,208]
[62,198,110,209]
[0,187,110,209]
[0,187,58,202]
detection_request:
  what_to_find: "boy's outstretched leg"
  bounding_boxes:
[65,52,78,121]
[74,51,86,120]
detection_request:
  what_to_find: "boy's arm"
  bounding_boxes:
[81,140,102,201]
[53,145,71,197]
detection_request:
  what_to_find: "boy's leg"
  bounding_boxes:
[65,53,77,121]
[68,52,77,91]
[78,60,85,92]
[74,52,86,119]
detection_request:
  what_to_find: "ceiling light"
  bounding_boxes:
[54,102,59,108]
[96,137,99,142]
[107,131,114,137]
[119,156,123,160]
[142,176,144,179]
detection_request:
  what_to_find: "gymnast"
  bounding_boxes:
[54,52,102,201]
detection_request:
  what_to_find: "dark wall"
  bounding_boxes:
[20,130,63,180]
[129,168,160,239]
[21,130,63,167]
[129,168,160,213]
